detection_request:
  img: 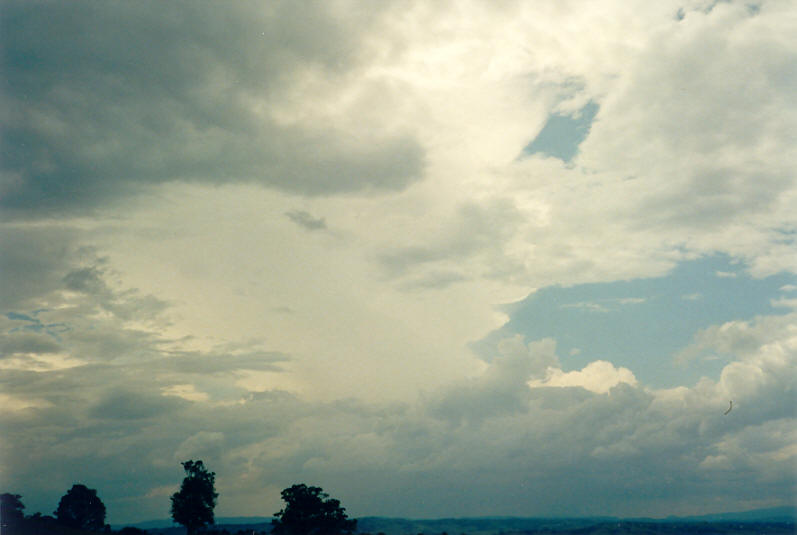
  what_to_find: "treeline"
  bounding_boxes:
[1,459,355,535]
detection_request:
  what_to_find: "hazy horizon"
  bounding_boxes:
[1,0,796,526]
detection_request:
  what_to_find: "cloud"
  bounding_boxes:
[2,273,795,521]
[675,312,797,365]
[161,384,209,403]
[175,431,226,463]
[576,1,797,235]
[397,270,468,291]
[285,210,327,231]
[163,349,289,375]
[0,226,77,309]
[378,198,525,286]
[429,337,559,423]
[2,0,796,525]
[1,2,424,216]
[0,332,62,356]
[529,360,637,394]
[90,389,186,421]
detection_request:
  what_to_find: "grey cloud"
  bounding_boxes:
[0,226,76,309]
[636,168,793,230]
[285,210,327,231]
[379,198,523,284]
[4,323,795,522]
[0,332,61,356]
[0,226,169,327]
[1,1,424,217]
[526,384,595,409]
[90,389,186,421]
[65,326,165,364]
[429,337,558,423]
[63,266,107,294]
[175,431,226,463]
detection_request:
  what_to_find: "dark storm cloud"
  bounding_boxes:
[0,1,424,217]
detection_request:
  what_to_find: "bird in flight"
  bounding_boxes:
[724,400,733,415]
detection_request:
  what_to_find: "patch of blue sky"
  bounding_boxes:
[6,310,70,337]
[522,101,599,162]
[477,255,797,388]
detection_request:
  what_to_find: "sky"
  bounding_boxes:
[1,0,796,526]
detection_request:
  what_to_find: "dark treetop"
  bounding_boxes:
[171,460,218,535]
[273,484,357,535]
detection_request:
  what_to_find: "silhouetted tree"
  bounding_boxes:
[171,459,218,535]
[54,484,106,531]
[272,484,356,535]
[1,493,25,530]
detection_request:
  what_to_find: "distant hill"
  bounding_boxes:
[126,516,272,530]
[120,506,797,535]
[355,511,797,535]
[355,516,616,535]
[664,505,797,523]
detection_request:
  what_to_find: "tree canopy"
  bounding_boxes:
[54,484,106,531]
[170,459,218,535]
[1,493,25,530]
[272,484,357,535]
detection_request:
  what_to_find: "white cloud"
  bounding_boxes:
[530,360,638,394]
[676,312,797,364]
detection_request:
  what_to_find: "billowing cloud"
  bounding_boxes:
[1,1,424,216]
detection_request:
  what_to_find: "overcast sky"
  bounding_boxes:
[2,0,796,526]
